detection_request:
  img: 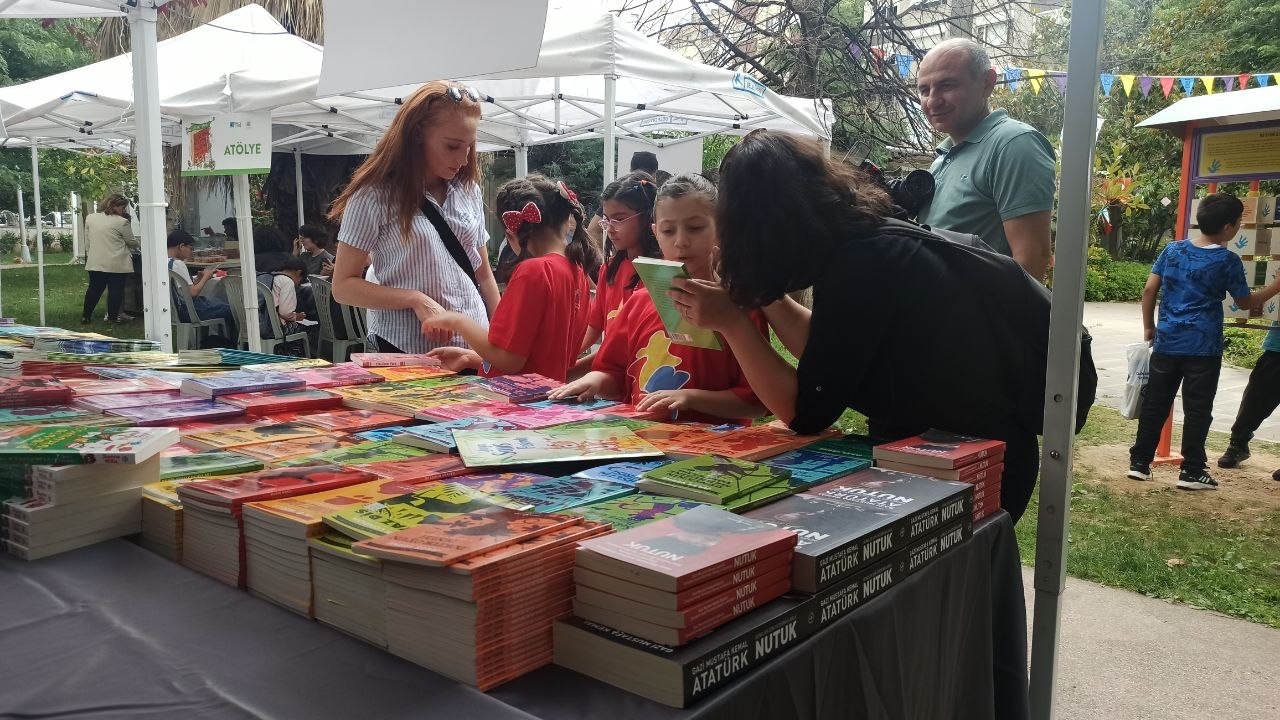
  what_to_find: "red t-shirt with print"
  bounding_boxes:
[486,254,590,382]
[592,291,765,423]
[588,257,638,334]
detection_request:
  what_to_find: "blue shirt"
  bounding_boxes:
[1152,240,1249,357]
[1263,326,1280,353]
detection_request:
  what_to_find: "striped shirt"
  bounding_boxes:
[337,181,490,353]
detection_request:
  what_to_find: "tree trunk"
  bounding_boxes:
[1105,200,1124,259]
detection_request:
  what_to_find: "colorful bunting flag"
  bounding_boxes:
[846,41,863,61]
[1119,74,1137,97]
[896,53,913,78]
[1224,76,1236,91]
[1006,67,1022,91]
[1259,74,1272,87]
[961,66,1280,98]
[1160,76,1176,97]
[1027,69,1045,94]
[1051,73,1068,95]
[1179,76,1195,95]
[1100,73,1115,96]
[1139,75,1154,97]
[1200,76,1216,94]
[1239,73,1251,90]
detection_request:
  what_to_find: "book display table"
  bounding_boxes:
[0,513,1028,719]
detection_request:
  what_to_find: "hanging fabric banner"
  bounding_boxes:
[1223,76,1236,91]
[896,54,913,78]
[1179,76,1196,95]
[1259,74,1272,87]
[1027,69,1045,94]
[1239,73,1251,90]
[1006,67,1022,91]
[847,41,863,61]
[1200,76,1216,94]
[1160,76,1176,97]
[1100,73,1115,96]
[1139,75,1154,97]
[1051,73,1068,95]
[1119,74,1137,96]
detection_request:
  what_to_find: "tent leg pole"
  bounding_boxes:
[129,3,172,350]
[70,192,81,261]
[233,174,262,353]
[31,145,45,326]
[514,145,529,178]
[1029,0,1107,718]
[294,148,305,230]
[603,75,617,186]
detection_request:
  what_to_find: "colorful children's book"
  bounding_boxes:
[322,482,525,539]
[160,450,264,480]
[361,454,470,483]
[393,418,517,453]
[556,416,659,432]
[178,465,379,513]
[351,353,449,369]
[0,405,94,425]
[521,397,620,412]
[631,257,723,350]
[760,447,873,485]
[220,387,344,415]
[107,400,246,426]
[294,409,413,433]
[365,365,456,382]
[449,471,555,496]
[353,425,416,442]
[334,380,465,414]
[496,475,636,513]
[571,460,667,487]
[575,505,798,592]
[453,426,664,468]
[872,431,1006,469]
[239,357,332,372]
[0,376,74,408]
[180,371,305,399]
[0,425,178,464]
[633,423,723,454]
[415,401,598,428]
[808,434,876,460]
[678,422,838,462]
[636,455,792,504]
[478,373,563,404]
[568,494,707,531]
[231,433,356,463]
[242,478,434,535]
[73,390,186,412]
[287,363,385,389]
[352,508,582,566]
[278,440,430,467]
[183,422,329,450]
[61,376,171,397]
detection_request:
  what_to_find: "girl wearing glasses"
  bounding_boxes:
[571,172,662,377]
[422,175,599,382]
[329,82,501,353]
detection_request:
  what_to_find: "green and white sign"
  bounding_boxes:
[181,112,272,176]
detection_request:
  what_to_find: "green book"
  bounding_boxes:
[721,478,798,513]
[321,482,524,540]
[569,493,706,530]
[279,440,429,467]
[0,405,94,425]
[631,257,723,350]
[809,434,875,460]
[0,425,177,465]
[635,454,791,504]
[160,451,264,480]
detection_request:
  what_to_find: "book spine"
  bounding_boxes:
[804,519,907,594]
[681,571,792,631]
[677,601,811,703]
[0,451,84,465]
[902,487,972,542]
[674,535,798,591]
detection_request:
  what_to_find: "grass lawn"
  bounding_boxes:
[0,261,146,338]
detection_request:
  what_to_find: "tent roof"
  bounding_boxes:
[1137,84,1280,133]
[0,0,133,18]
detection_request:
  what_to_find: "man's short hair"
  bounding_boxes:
[927,38,991,81]
[298,223,330,248]
[167,229,195,249]
[1197,193,1244,235]
[630,151,659,174]
[276,255,309,275]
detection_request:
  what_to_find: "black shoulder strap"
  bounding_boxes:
[880,217,996,253]
[420,198,480,290]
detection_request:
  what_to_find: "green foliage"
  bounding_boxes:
[1151,0,1280,73]
[0,148,138,217]
[528,140,605,211]
[0,231,19,255]
[1222,327,1266,369]
[0,19,97,87]
[701,135,740,175]
[1084,245,1152,301]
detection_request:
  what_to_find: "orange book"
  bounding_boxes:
[362,454,470,483]
[354,509,583,566]
[680,422,839,461]
[294,409,413,432]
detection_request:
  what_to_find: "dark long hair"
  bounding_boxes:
[716,130,892,307]
[599,171,660,288]
[495,174,600,276]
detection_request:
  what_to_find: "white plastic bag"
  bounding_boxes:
[1122,342,1151,420]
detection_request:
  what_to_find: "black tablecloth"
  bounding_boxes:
[0,515,1028,720]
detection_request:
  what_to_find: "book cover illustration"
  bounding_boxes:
[497,475,636,513]
[279,440,430,468]
[287,362,384,389]
[351,353,449,369]
[630,258,723,350]
[744,493,901,554]
[143,479,194,504]
[572,460,667,486]
[478,373,563,403]
[639,455,791,502]
[180,371,305,398]
[872,430,1006,469]
[160,450,263,480]
[366,365,456,382]
[633,424,722,454]
[178,465,378,511]
[238,357,332,372]
[556,416,659,432]
[334,380,465,413]
[419,401,598,428]
[450,471,555,496]
[352,508,582,566]
[453,426,663,468]
[107,400,246,426]
[449,521,610,575]
[184,422,328,450]
[0,425,177,464]
[244,478,436,527]
[679,423,835,462]
[0,376,74,408]
[322,482,524,539]
[73,391,187,412]
[231,434,355,463]
[569,494,706,531]
[295,409,412,433]
[353,425,416,442]
[520,397,619,412]
[362,454,470,483]
[61,376,170,397]
[0,405,94,425]
[220,387,343,415]
[809,434,876,460]
[394,417,518,452]
[577,505,797,585]
[761,448,873,485]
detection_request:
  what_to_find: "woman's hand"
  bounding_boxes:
[635,389,694,414]
[548,375,605,402]
[427,346,482,372]
[411,292,453,343]
[669,278,745,332]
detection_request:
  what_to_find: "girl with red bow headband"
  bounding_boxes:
[425,175,601,381]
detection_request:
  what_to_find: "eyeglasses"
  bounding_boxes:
[446,86,484,103]
[598,211,642,231]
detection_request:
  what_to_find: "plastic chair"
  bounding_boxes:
[169,269,227,350]
[309,275,365,361]
[223,274,311,355]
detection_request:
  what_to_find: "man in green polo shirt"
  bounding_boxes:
[915,38,1056,281]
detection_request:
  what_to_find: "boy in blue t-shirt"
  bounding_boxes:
[1129,194,1280,489]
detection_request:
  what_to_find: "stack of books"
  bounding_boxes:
[179,370,305,399]
[220,387,344,415]
[872,432,1004,522]
[350,352,448,369]
[635,455,795,511]
[393,417,518,453]
[570,505,797,646]
[0,376,73,408]
[0,426,175,560]
[140,479,192,561]
[353,510,609,689]
[308,531,387,646]
[569,493,706,531]
[287,362,384,389]
[477,373,562,403]
[177,465,377,586]
[452,426,663,468]
[106,400,246,426]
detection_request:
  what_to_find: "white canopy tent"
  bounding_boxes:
[1137,84,1280,132]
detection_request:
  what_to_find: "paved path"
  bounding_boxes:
[1083,301,1280,442]
[1024,568,1280,719]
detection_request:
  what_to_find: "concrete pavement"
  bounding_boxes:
[1083,301,1280,442]
[1024,568,1280,719]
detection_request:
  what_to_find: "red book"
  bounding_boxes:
[293,409,412,432]
[872,431,1006,469]
[416,401,597,428]
[288,363,384,389]
[353,508,583,566]
[351,353,448,369]
[479,373,563,404]
[573,547,794,610]
[679,422,838,462]
[874,454,1005,481]
[176,465,378,515]
[220,387,344,415]
[577,562,792,629]
[62,376,173,396]
[575,505,798,592]
[0,376,74,408]
[362,454,470,483]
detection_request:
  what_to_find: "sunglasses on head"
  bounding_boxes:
[446,86,484,103]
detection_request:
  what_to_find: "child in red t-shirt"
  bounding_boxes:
[551,174,767,424]
[425,175,599,381]
[570,172,663,378]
